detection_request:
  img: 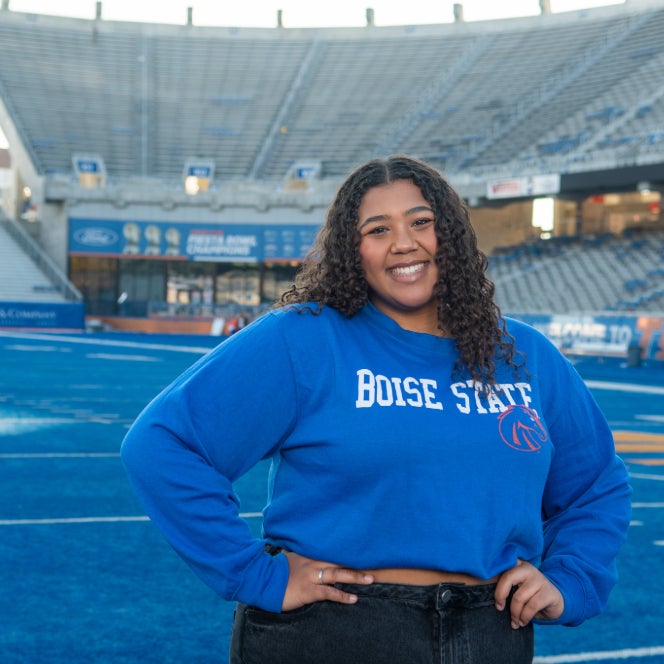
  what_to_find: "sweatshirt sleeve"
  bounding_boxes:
[537,357,632,626]
[120,313,296,612]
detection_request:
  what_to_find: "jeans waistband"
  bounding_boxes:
[334,581,498,610]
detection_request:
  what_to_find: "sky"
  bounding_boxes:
[0,0,625,149]
[4,0,625,29]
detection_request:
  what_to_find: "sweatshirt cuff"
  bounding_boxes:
[233,550,290,612]
[535,563,586,626]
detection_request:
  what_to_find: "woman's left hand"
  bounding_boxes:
[494,559,564,629]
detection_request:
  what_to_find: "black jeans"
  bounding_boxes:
[230,581,534,664]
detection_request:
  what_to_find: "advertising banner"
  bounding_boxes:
[0,302,85,330]
[515,313,664,361]
[518,313,636,355]
[69,219,320,262]
[486,174,561,200]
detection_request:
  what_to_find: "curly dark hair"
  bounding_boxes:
[279,154,524,389]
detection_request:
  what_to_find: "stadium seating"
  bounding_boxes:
[1,4,664,182]
[0,217,71,302]
[489,229,664,314]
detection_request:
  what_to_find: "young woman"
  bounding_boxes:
[121,155,631,663]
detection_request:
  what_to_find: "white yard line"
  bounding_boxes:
[0,331,213,354]
[0,512,263,526]
[0,452,119,458]
[534,646,664,662]
[586,380,664,396]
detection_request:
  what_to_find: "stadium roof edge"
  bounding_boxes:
[2,1,664,38]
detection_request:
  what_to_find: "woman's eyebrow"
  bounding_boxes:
[359,205,434,229]
[358,214,388,229]
[405,205,434,216]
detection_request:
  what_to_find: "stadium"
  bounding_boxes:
[0,2,664,663]
[0,0,663,354]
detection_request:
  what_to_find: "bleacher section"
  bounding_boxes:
[0,223,66,302]
[0,209,81,301]
[401,10,629,171]
[1,3,664,183]
[478,6,664,174]
[0,18,140,176]
[490,229,664,315]
[150,34,312,180]
[257,33,482,178]
[0,211,85,330]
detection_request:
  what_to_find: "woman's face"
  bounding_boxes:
[357,179,440,334]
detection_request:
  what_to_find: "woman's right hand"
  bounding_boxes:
[281,551,374,611]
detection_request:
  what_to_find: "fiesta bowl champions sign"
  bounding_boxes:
[184,229,257,259]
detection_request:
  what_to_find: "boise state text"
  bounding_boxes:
[355,368,533,413]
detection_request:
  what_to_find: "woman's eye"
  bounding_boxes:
[367,226,387,235]
[413,218,433,227]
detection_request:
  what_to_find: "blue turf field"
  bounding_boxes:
[1,330,663,663]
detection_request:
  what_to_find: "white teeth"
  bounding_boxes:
[390,263,425,276]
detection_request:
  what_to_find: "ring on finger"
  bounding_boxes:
[318,568,325,585]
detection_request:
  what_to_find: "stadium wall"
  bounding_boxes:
[469,203,536,253]
[82,310,664,365]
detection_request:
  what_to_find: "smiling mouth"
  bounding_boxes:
[389,262,427,276]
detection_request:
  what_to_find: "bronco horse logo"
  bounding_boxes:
[497,405,548,452]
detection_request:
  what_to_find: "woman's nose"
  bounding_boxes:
[391,226,418,252]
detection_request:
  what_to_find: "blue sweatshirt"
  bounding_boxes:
[121,302,631,625]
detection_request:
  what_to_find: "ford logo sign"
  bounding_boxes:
[73,227,119,247]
